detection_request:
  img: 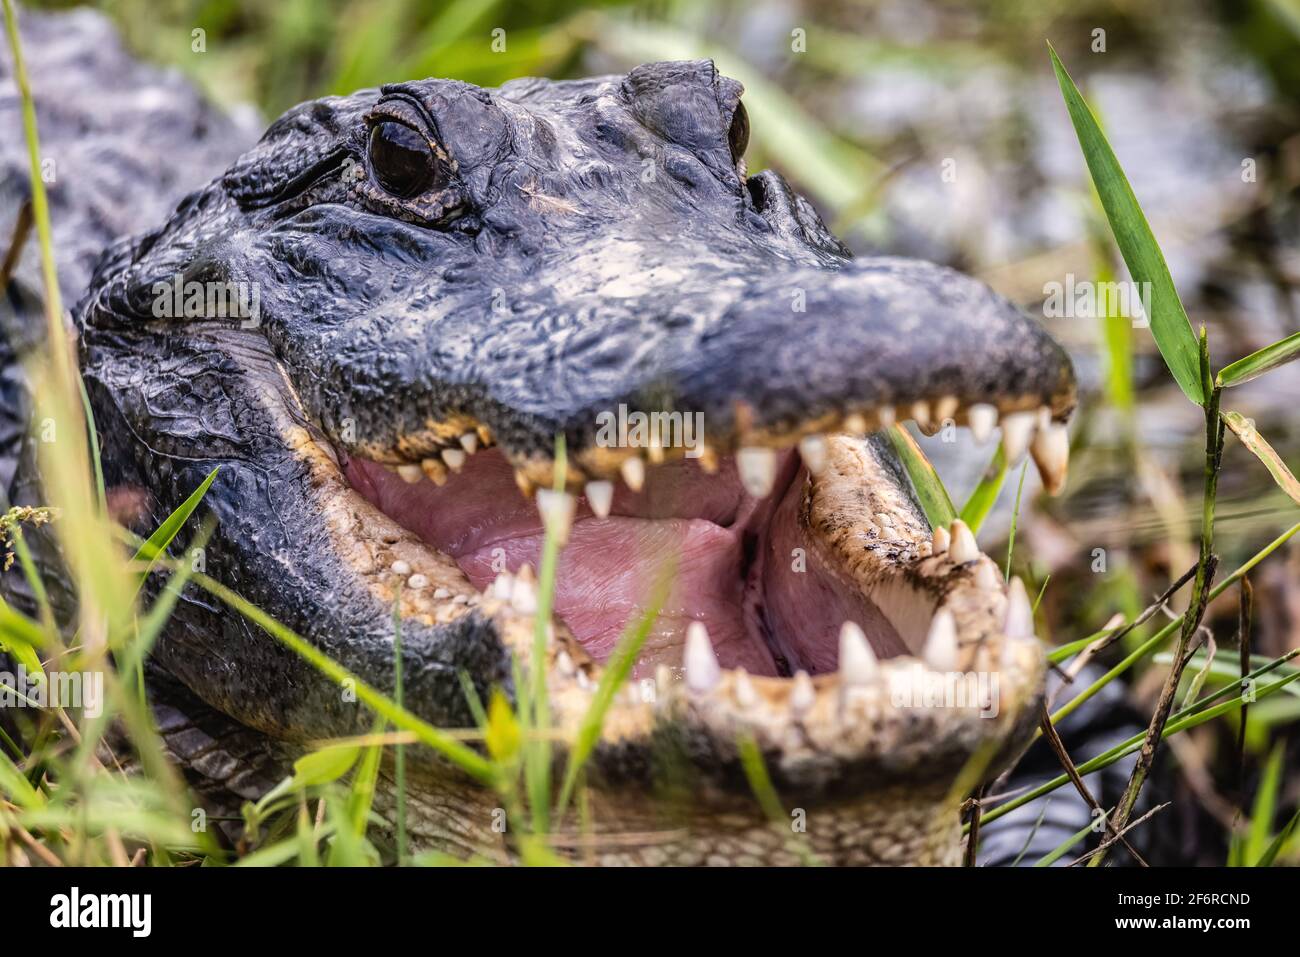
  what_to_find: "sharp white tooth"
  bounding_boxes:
[911,400,932,431]
[555,650,576,676]
[1001,411,1036,463]
[655,664,673,696]
[492,572,514,601]
[923,608,959,671]
[391,560,412,576]
[798,435,828,475]
[684,622,721,693]
[421,457,448,485]
[733,668,757,709]
[459,432,479,455]
[432,587,451,600]
[407,573,429,590]
[790,671,816,713]
[737,446,777,498]
[838,622,877,685]
[845,413,868,434]
[1037,405,1053,431]
[585,480,614,518]
[441,448,467,472]
[620,456,645,492]
[878,405,896,429]
[932,525,950,553]
[1030,422,1070,496]
[974,562,1002,591]
[576,670,593,691]
[948,519,979,564]
[1004,576,1035,639]
[516,562,535,584]
[935,395,959,422]
[967,403,997,443]
[397,464,423,484]
[536,489,576,544]
[511,575,537,614]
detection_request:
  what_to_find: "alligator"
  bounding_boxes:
[2,8,1081,865]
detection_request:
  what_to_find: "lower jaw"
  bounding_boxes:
[341,445,912,679]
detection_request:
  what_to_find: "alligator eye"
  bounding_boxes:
[728,102,749,164]
[368,121,438,198]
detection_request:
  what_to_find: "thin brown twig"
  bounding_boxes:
[1039,703,1147,865]
[963,783,987,867]
[1070,802,1172,866]
[1234,577,1254,810]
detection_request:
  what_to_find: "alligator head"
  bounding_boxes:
[78,59,1075,864]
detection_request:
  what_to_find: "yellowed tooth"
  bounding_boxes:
[397,463,423,484]
[790,671,816,714]
[923,608,959,671]
[476,424,493,446]
[697,445,719,474]
[733,668,758,709]
[1030,422,1070,496]
[442,448,467,472]
[432,587,451,600]
[620,456,645,492]
[974,561,1002,591]
[948,518,979,564]
[1001,411,1036,463]
[932,525,951,553]
[935,395,959,422]
[459,432,479,455]
[684,622,720,692]
[584,480,614,518]
[647,436,665,464]
[911,400,932,432]
[838,622,877,685]
[845,413,869,434]
[391,560,412,576]
[1036,405,1052,432]
[737,446,777,498]
[798,434,829,475]
[421,457,448,485]
[878,405,896,429]
[967,403,997,444]
[407,573,429,590]
[514,470,534,497]
[536,489,576,545]
[1004,576,1035,639]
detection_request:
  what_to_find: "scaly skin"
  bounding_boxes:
[2,9,1075,864]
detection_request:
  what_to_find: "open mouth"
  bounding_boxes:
[333,401,1068,687]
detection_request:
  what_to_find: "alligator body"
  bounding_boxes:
[2,9,1081,865]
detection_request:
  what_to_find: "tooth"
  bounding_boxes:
[878,405,896,429]
[459,432,479,455]
[838,622,877,684]
[514,470,534,497]
[432,587,451,599]
[948,519,979,564]
[536,489,577,544]
[790,671,815,713]
[798,435,828,475]
[1037,405,1053,432]
[476,425,492,446]
[407,573,429,590]
[1031,422,1070,495]
[911,400,932,431]
[935,395,959,422]
[845,413,868,434]
[511,574,537,614]
[932,525,951,553]
[967,403,997,443]
[974,562,1001,591]
[697,446,719,474]
[737,446,777,497]
[923,608,959,671]
[516,562,535,585]
[620,456,645,492]
[492,572,514,601]
[420,457,449,485]
[684,622,720,693]
[585,480,614,518]
[397,464,423,484]
[647,437,665,464]
[1004,576,1035,639]
[655,664,673,696]
[733,668,758,708]
[1001,411,1035,463]
[555,650,576,676]
[875,511,894,529]
[442,448,467,472]
[391,560,412,576]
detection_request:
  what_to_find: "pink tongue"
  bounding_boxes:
[343,451,779,677]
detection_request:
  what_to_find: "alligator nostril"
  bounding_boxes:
[728,101,749,166]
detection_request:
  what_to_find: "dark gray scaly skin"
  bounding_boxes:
[3,9,1078,864]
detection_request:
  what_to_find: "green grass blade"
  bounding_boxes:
[130,467,219,572]
[1217,331,1300,388]
[1048,43,1204,406]
[887,425,956,529]
[959,441,1007,534]
[1254,806,1300,867]
[1243,741,1284,866]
